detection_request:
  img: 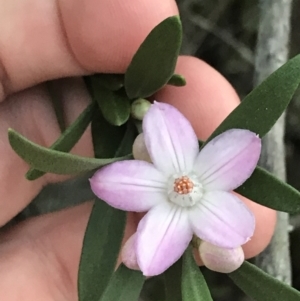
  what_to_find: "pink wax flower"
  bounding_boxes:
[90,102,261,276]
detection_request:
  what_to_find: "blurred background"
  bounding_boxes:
[15,0,300,300]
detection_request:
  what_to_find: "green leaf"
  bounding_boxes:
[115,121,137,157]
[78,201,126,301]
[92,111,136,159]
[85,75,130,126]
[92,108,127,158]
[8,129,130,175]
[99,264,145,301]
[86,75,129,158]
[167,74,186,87]
[235,166,300,213]
[94,73,124,91]
[228,261,300,301]
[164,258,182,301]
[26,102,96,180]
[205,54,300,144]
[78,109,134,301]
[88,76,130,126]
[125,16,182,99]
[140,277,166,301]
[47,81,66,131]
[182,247,213,301]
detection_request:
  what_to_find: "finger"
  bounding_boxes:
[0,202,139,300]
[155,56,276,258]
[0,0,178,99]
[0,0,178,225]
[0,78,93,225]
[0,202,93,300]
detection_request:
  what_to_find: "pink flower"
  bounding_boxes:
[90,102,261,276]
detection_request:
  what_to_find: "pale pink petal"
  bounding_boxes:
[136,202,193,276]
[121,234,140,271]
[194,129,261,191]
[90,160,167,212]
[143,102,199,176]
[189,191,255,248]
[132,133,151,162]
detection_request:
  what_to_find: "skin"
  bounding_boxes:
[0,0,276,299]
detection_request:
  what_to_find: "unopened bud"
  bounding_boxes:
[121,234,140,271]
[131,98,151,120]
[132,133,152,162]
[198,241,244,273]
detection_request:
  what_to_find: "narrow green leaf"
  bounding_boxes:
[78,110,133,301]
[78,201,126,301]
[47,81,66,132]
[164,258,182,301]
[92,81,130,126]
[115,121,137,157]
[85,75,128,157]
[125,16,182,99]
[229,261,300,301]
[140,277,166,301]
[167,74,186,87]
[8,129,130,175]
[94,73,124,91]
[92,113,136,159]
[235,166,300,213]
[92,108,127,158]
[182,247,213,301]
[205,54,300,144]
[26,102,96,180]
[99,264,145,301]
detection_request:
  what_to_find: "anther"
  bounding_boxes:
[173,176,194,194]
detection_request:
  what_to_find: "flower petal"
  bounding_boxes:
[194,129,261,191]
[136,202,193,276]
[90,160,167,212]
[189,191,255,248]
[121,233,140,271]
[143,102,199,176]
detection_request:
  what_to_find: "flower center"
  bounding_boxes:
[174,176,194,194]
[167,173,203,207]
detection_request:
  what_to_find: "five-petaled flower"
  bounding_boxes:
[90,102,261,276]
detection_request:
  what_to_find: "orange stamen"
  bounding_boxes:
[174,176,194,194]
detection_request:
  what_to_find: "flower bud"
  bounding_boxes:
[121,234,140,271]
[131,98,151,120]
[198,241,244,273]
[132,133,152,162]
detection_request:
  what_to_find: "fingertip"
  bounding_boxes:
[241,195,277,258]
[155,56,241,140]
[0,0,179,96]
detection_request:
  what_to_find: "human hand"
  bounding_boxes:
[0,0,276,299]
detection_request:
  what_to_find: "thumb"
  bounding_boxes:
[0,0,178,100]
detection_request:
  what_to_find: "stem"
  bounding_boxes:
[254,0,292,285]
